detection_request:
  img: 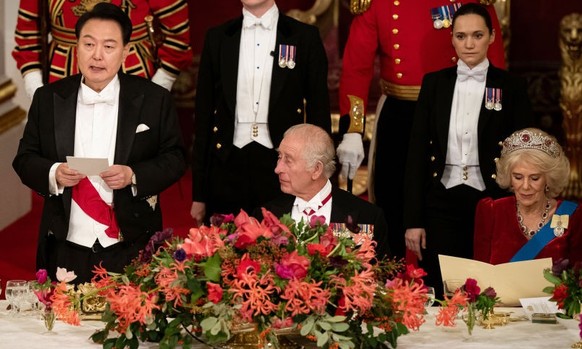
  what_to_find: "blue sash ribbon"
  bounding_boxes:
[510,200,578,262]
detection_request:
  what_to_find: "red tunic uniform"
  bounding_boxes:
[339,0,505,114]
[13,0,192,82]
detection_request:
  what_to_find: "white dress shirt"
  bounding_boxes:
[292,180,333,225]
[65,76,121,248]
[233,4,278,149]
[441,59,488,191]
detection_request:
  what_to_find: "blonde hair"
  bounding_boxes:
[496,128,570,198]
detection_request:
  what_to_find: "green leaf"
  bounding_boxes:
[204,253,223,282]
[331,322,350,332]
[317,331,329,347]
[543,270,562,285]
[319,321,332,330]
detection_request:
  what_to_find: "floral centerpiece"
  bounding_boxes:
[435,278,498,335]
[31,267,78,330]
[543,258,582,319]
[53,209,429,349]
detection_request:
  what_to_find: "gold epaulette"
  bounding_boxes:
[350,0,372,15]
[479,0,497,5]
[347,95,365,133]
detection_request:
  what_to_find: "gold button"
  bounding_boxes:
[396,73,403,79]
[213,126,218,133]
[494,157,499,162]
[450,0,455,2]
[393,44,400,50]
[491,174,497,179]
[394,0,400,5]
[430,156,436,162]
[213,109,217,115]
[392,28,399,35]
[395,58,401,64]
[429,140,433,145]
[433,172,438,178]
[297,108,302,114]
[393,14,399,20]
[498,141,503,146]
[216,143,222,149]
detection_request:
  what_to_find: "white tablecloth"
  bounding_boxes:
[0,307,579,349]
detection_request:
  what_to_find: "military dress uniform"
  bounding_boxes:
[13,0,192,83]
[339,0,506,260]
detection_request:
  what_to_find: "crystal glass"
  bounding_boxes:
[5,280,27,316]
[425,286,436,308]
[25,281,40,316]
[443,279,464,297]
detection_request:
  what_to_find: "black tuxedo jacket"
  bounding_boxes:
[192,13,331,203]
[13,73,186,251]
[257,187,390,258]
[403,65,533,228]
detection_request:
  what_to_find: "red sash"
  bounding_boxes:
[72,177,120,239]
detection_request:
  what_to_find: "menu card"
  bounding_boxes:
[438,255,553,306]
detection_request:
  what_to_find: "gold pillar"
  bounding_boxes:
[559,13,582,199]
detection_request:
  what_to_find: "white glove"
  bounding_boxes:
[23,70,43,100]
[336,133,364,180]
[151,68,176,91]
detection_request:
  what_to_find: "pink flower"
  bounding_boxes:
[234,210,273,248]
[181,225,225,259]
[309,215,326,227]
[56,267,77,283]
[207,282,223,304]
[36,269,48,284]
[275,251,310,280]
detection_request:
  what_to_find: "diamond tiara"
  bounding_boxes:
[501,129,561,158]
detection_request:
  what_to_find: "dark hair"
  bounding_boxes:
[452,3,493,34]
[75,3,132,45]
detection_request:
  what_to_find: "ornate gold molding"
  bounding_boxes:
[0,106,27,135]
[287,0,335,27]
[0,79,17,105]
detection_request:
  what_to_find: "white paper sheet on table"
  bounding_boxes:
[438,255,553,306]
[66,156,109,176]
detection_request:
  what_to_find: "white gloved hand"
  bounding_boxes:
[336,133,364,180]
[23,70,43,100]
[151,68,176,92]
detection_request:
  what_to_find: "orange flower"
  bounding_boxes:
[51,282,80,326]
[281,279,330,316]
[389,279,426,331]
[233,210,273,248]
[435,290,468,327]
[106,284,159,333]
[181,225,225,259]
[229,272,279,321]
[156,264,189,308]
[332,265,376,313]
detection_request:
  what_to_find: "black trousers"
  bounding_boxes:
[418,182,486,298]
[44,234,149,284]
[206,141,281,221]
[373,97,416,261]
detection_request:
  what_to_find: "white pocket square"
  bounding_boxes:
[136,124,150,133]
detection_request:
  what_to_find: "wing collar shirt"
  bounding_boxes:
[441,59,488,191]
[233,4,279,149]
[292,180,333,225]
[65,75,121,248]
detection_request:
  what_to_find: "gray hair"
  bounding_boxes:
[496,129,570,198]
[283,124,336,178]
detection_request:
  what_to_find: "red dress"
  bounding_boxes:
[474,196,582,265]
[13,0,192,82]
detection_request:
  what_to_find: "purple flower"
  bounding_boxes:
[345,215,361,234]
[173,248,186,262]
[552,258,570,276]
[482,287,497,299]
[139,228,174,263]
[210,213,234,226]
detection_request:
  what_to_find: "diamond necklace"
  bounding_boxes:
[516,200,551,238]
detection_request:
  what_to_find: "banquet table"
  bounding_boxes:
[0,307,579,349]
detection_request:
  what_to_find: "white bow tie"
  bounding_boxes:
[457,67,486,82]
[81,92,115,105]
[243,16,270,30]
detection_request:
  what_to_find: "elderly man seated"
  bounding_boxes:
[256,123,390,259]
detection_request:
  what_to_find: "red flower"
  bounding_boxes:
[236,254,261,278]
[234,210,272,249]
[552,284,569,308]
[275,251,310,280]
[463,278,481,302]
[207,282,223,304]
